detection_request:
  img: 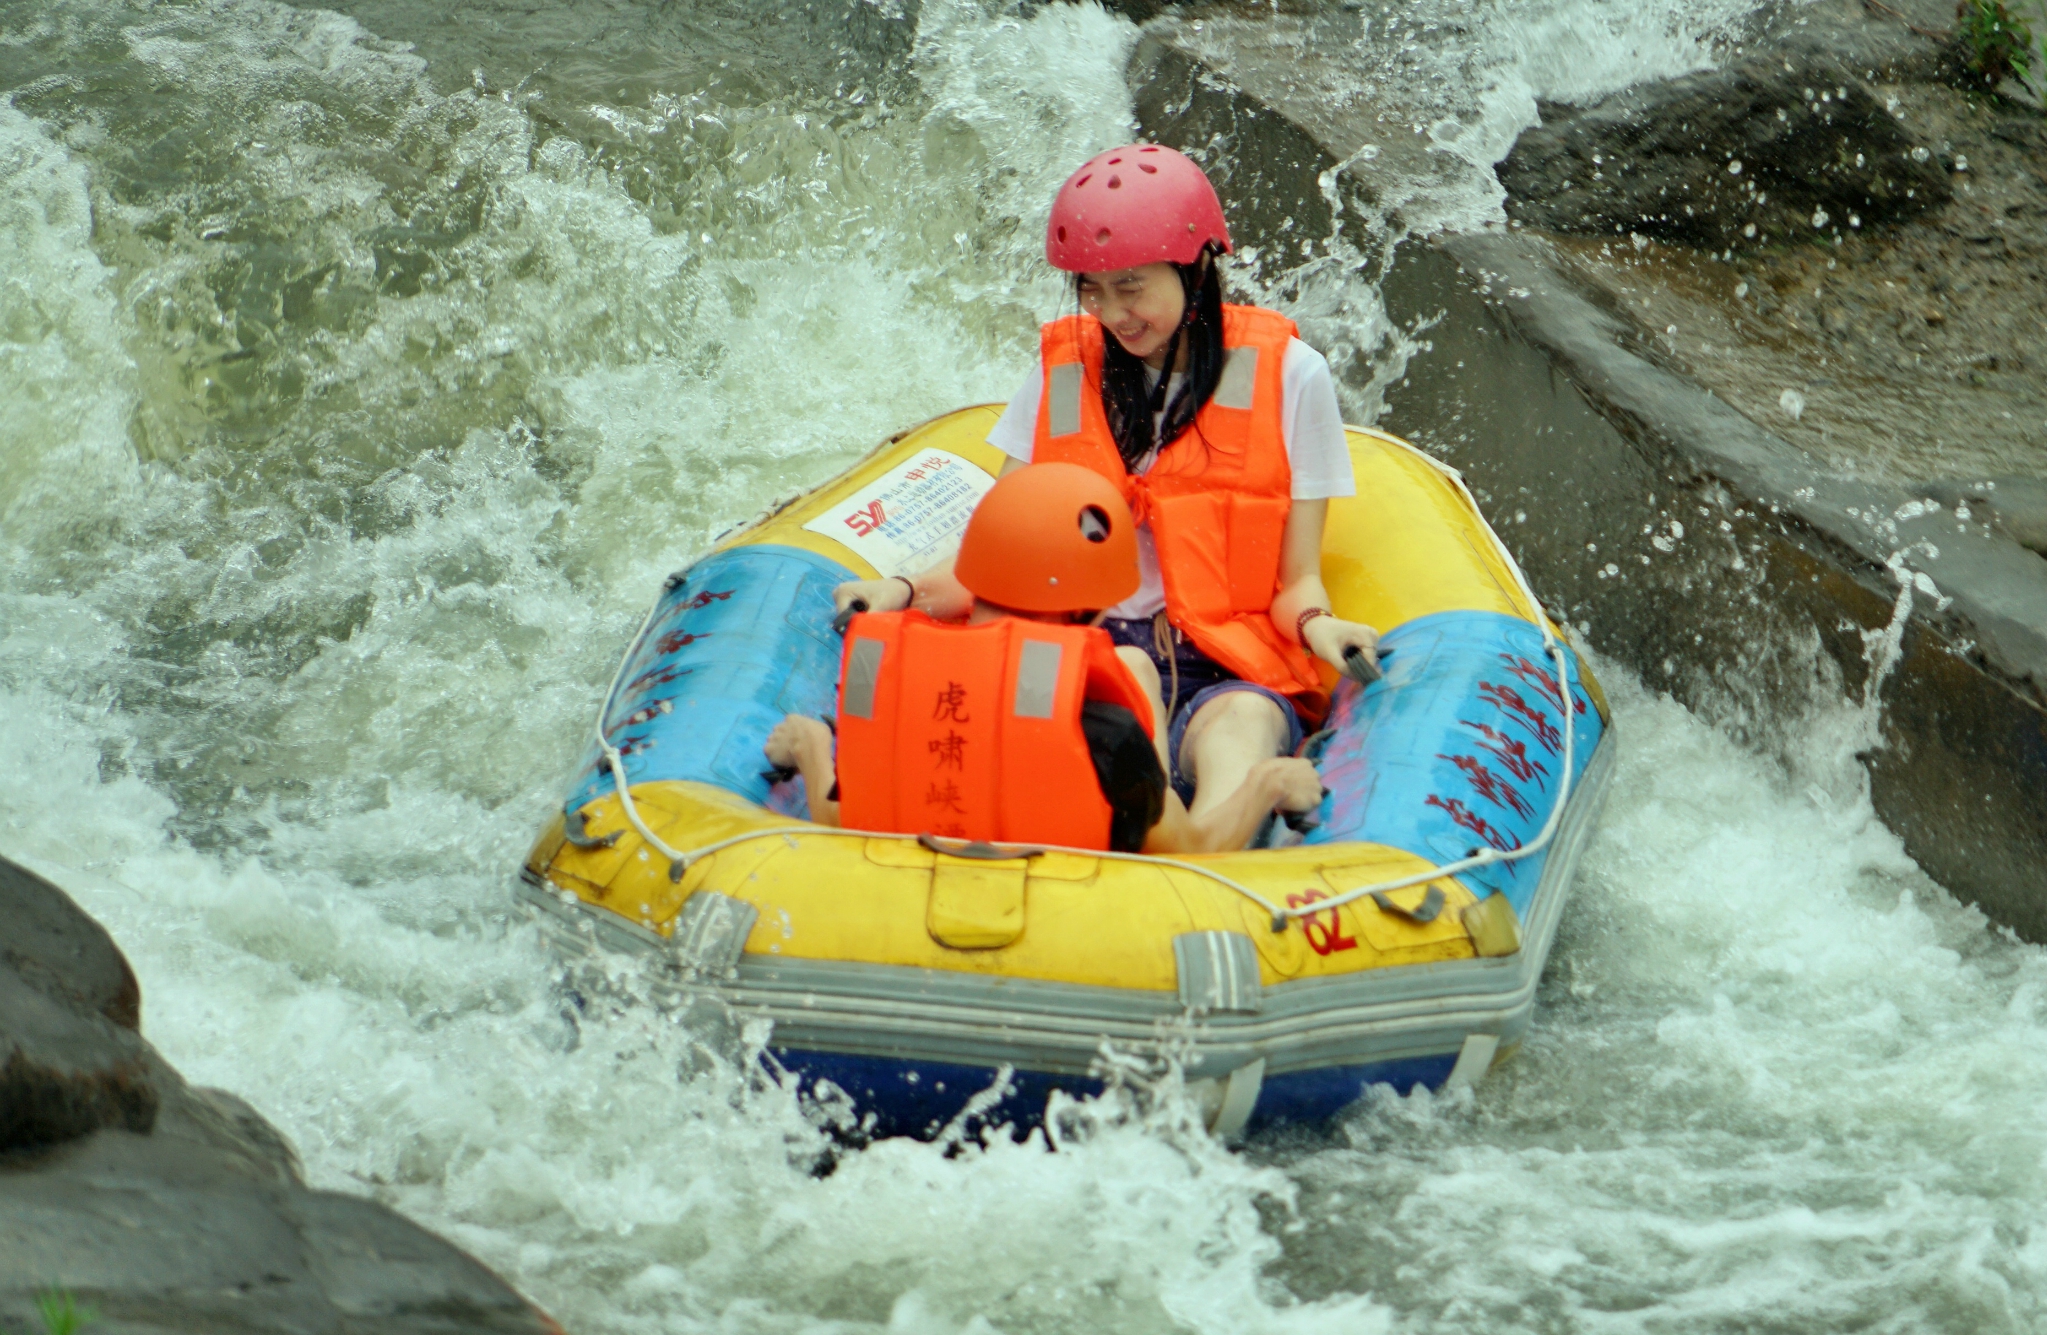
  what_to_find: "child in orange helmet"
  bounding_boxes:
[766,464,1321,854]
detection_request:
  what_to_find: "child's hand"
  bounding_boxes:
[832,577,913,616]
[1256,757,1326,814]
[764,715,832,770]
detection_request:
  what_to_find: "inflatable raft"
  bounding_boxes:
[517,406,1615,1140]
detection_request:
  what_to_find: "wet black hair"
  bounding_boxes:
[1082,247,1224,472]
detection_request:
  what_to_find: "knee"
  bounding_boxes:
[1208,690,1285,730]
[1187,690,1287,750]
[1114,646,1163,700]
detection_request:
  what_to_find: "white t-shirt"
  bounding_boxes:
[986,337,1355,620]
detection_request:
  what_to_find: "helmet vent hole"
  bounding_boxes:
[1109,156,1123,164]
[1079,506,1112,543]
[1056,225,1067,242]
[1075,173,1091,189]
[1107,174,1122,189]
[1095,227,1112,245]
[1139,162,1157,173]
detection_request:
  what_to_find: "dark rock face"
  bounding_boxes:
[1,859,157,1150]
[2,855,142,1031]
[1500,57,1951,251]
[0,975,159,1152]
[0,855,563,1335]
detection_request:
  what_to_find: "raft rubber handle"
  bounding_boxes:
[830,597,870,636]
[1342,644,1384,687]
[917,832,1046,861]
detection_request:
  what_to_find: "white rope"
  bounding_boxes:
[579,432,1584,932]
[591,591,691,868]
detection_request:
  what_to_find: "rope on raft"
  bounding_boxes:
[586,436,1579,934]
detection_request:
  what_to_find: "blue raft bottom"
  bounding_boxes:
[769,1049,1458,1143]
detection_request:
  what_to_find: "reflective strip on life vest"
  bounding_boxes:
[843,637,885,719]
[1047,362,1084,439]
[1013,640,1062,719]
[1212,345,1258,411]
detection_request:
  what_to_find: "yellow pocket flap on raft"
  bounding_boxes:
[1026,851,1100,882]
[1315,866,1475,953]
[865,837,937,869]
[927,854,1027,949]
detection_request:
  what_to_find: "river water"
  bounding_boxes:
[7,0,2047,1330]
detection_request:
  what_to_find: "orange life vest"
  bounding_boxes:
[834,611,1155,849]
[1031,304,1330,723]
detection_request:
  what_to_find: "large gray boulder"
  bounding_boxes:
[0,855,563,1335]
[1499,54,1951,251]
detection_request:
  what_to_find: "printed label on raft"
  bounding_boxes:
[803,449,997,576]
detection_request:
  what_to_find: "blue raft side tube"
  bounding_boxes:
[564,544,854,817]
[767,1046,1462,1142]
[1305,609,1604,918]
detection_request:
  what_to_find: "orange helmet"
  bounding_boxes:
[955,463,1139,614]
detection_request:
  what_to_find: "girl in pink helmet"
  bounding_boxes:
[835,144,1377,840]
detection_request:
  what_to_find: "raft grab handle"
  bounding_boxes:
[562,809,620,850]
[1370,886,1446,924]
[830,596,869,636]
[917,833,1047,861]
[1341,644,1384,686]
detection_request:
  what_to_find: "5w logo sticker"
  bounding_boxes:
[843,500,887,537]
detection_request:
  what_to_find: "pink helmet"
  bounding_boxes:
[1044,143,1232,273]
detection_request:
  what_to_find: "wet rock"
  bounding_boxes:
[1922,478,2047,555]
[1991,116,2047,152]
[0,855,562,1335]
[0,970,158,1152]
[2,855,141,1031]
[1,860,157,1151]
[1499,56,1951,251]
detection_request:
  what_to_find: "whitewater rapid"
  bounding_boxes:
[6,0,2047,1330]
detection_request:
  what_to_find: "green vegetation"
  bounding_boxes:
[1955,0,2037,89]
[35,1290,95,1335]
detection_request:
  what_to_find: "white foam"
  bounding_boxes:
[0,106,141,535]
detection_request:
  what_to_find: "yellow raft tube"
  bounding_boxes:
[518,406,1614,1139]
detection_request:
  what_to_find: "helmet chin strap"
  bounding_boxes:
[1146,328,1182,414]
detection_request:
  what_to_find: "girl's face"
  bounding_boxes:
[1078,263,1185,368]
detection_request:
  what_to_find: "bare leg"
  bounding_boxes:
[1179,691,1292,826]
[1113,645,1172,775]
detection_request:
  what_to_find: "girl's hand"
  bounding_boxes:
[832,577,913,616]
[1302,615,1379,671]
